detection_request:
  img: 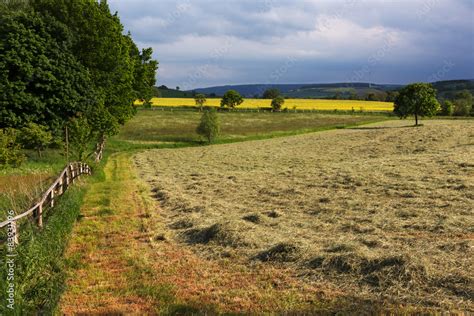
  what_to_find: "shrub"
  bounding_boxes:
[0,128,25,168]
[19,123,52,157]
[196,109,220,143]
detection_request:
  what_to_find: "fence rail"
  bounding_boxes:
[0,162,92,244]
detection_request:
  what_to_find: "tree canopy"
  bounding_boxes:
[271,96,285,111]
[220,90,243,108]
[394,83,440,126]
[263,88,281,99]
[0,0,158,161]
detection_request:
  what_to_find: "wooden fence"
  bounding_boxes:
[0,162,92,245]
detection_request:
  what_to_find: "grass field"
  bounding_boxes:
[134,120,474,311]
[135,97,394,112]
[114,110,389,146]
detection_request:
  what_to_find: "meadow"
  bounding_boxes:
[135,97,394,112]
[3,109,472,313]
[134,119,473,311]
[115,109,388,146]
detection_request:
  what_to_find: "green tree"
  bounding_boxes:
[349,91,359,100]
[196,109,220,143]
[0,128,25,168]
[271,96,285,111]
[263,88,281,99]
[365,93,378,101]
[386,91,399,102]
[452,90,473,116]
[67,116,94,161]
[221,90,243,109]
[194,94,207,111]
[19,123,53,157]
[0,5,97,130]
[394,83,441,126]
[440,100,454,116]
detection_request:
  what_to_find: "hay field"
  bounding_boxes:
[135,120,473,311]
[135,97,394,112]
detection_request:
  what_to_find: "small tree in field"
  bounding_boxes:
[271,96,285,111]
[19,123,53,157]
[194,93,207,111]
[196,109,220,143]
[0,129,25,168]
[221,90,243,109]
[394,83,440,126]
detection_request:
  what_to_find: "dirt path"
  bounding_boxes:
[59,153,338,314]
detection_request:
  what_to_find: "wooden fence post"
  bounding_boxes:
[50,190,54,208]
[11,220,19,246]
[58,177,63,195]
[37,204,43,228]
[71,164,75,184]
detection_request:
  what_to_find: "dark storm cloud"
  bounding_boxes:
[109,0,474,89]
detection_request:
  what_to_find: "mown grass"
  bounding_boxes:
[135,119,474,312]
[59,152,359,314]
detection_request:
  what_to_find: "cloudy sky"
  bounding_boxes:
[108,0,474,89]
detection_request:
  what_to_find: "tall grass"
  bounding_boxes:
[0,185,85,313]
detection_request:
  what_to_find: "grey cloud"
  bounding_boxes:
[109,0,474,88]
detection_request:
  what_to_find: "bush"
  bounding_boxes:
[19,123,52,157]
[196,109,220,143]
[0,128,25,168]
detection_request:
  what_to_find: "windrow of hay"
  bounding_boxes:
[135,120,474,311]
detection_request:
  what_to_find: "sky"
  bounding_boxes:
[108,0,474,90]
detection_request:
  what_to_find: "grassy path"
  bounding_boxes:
[59,153,343,314]
[59,153,157,313]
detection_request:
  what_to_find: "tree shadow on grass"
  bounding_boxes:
[347,125,418,130]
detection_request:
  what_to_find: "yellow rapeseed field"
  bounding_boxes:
[136,97,394,112]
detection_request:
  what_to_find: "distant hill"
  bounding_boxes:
[190,80,474,101]
[431,80,474,100]
[153,86,194,98]
[192,83,402,99]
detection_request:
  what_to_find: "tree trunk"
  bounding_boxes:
[415,113,419,126]
[94,134,106,163]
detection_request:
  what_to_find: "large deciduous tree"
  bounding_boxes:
[394,83,440,126]
[0,0,158,161]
